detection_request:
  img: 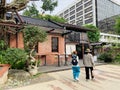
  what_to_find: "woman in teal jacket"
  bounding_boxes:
[71,51,80,82]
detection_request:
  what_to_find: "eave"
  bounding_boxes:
[48,20,94,32]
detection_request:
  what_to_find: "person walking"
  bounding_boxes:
[71,51,80,82]
[83,48,95,81]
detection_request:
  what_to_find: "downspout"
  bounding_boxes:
[81,32,84,59]
[16,32,18,48]
[95,0,98,27]
[61,28,72,66]
[64,27,68,66]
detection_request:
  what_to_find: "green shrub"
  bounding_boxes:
[0,48,28,69]
[114,54,120,64]
[98,52,113,63]
[0,50,6,63]
[0,40,7,50]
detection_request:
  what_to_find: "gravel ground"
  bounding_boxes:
[0,71,55,90]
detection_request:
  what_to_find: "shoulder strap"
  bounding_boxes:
[72,54,77,59]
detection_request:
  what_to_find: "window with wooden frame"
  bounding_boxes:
[52,37,59,52]
[35,43,38,53]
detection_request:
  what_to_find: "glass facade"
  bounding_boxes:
[97,0,120,21]
[57,0,120,26]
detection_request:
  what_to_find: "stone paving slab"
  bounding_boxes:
[8,64,120,90]
[38,60,104,73]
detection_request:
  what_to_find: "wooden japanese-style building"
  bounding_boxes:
[1,13,93,66]
[20,16,93,66]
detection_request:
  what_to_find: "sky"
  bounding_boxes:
[6,0,74,15]
[6,0,120,15]
[28,0,75,15]
[30,0,120,15]
[48,0,75,15]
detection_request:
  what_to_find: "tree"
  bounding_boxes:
[41,0,58,13]
[22,0,66,23]
[23,3,40,18]
[24,26,47,48]
[23,25,47,69]
[42,14,67,23]
[114,17,120,35]
[49,15,67,23]
[23,4,67,23]
[84,24,100,43]
[23,0,58,16]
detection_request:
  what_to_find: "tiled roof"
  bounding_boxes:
[21,16,63,29]
[6,13,93,32]
[48,20,93,32]
[20,16,93,32]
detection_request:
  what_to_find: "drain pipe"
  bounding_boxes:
[64,27,68,66]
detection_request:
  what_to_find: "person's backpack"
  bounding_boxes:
[71,55,78,65]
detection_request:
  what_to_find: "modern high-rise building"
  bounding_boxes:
[56,0,120,59]
[57,0,120,27]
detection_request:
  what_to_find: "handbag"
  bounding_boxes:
[92,68,99,76]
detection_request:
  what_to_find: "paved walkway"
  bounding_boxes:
[9,64,120,90]
[38,60,104,73]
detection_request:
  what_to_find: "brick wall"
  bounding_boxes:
[38,34,65,65]
[9,32,24,49]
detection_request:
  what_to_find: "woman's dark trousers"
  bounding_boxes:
[85,67,94,80]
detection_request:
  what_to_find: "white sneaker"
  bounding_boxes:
[76,78,79,81]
